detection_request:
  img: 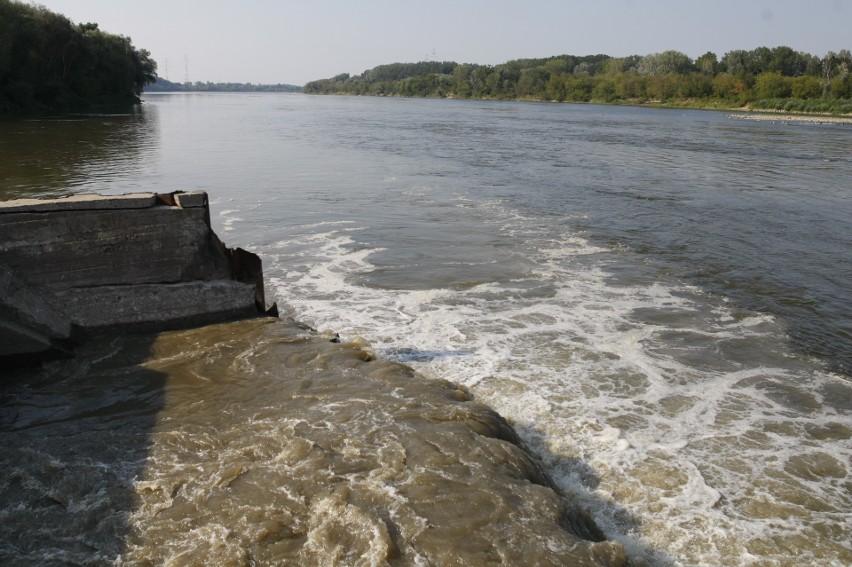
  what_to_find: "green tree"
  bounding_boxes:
[516,66,548,98]
[573,62,593,76]
[678,73,713,98]
[300,45,851,109]
[637,51,693,75]
[544,57,572,76]
[615,74,646,99]
[602,56,641,75]
[592,78,618,102]
[645,74,679,100]
[695,52,718,75]
[754,72,792,99]
[545,74,567,101]
[565,76,593,102]
[712,73,748,103]
[451,64,473,98]
[769,46,803,76]
[791,76,822,99]
[0,0,157,113]
[832,74,852,98]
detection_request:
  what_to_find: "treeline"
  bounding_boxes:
[0,0,157,114]
[304,47,852,112]
[147,77,302,93]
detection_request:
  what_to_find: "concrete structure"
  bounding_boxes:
[0,192,270,365]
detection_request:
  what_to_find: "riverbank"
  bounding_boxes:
[726,109,852,124]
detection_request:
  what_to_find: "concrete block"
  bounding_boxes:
[53,281,259,329]
[0,265,71,339]
[0,207,230,288]
[0,191,269,363]
[0,265,72,358]
[0,318,56,356]
[0,193,158,214]
[174,192,208,208]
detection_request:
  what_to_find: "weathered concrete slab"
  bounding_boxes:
[0,206,230,288]
[53,280,259,330]
[0,191,270,366]
[0,265,72,358]
[173,191,207,208]
[0,193,158,213]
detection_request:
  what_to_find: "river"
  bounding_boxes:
[1,93,850,566]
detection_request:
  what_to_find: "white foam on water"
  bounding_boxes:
[264,197,852,566]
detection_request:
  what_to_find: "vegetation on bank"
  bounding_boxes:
[0,0,157,114]
[146,77,302,93]
[304,48,852,114]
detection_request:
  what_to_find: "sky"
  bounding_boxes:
[30,0,852,86]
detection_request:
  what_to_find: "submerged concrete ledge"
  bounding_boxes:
[0,191,271,365]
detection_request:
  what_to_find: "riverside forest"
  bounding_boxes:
[147,77,302,93]
[305,48,852,114]
[0,0,157,114]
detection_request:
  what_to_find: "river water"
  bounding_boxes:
[1,93,850,566]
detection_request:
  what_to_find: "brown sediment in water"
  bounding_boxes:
[0,317,625,566]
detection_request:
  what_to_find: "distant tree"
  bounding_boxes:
[769,46,802,76]
[821,51,840,96]
[602,56,641,75]
[832,73,852,98]
[754,72,792,99]
[301,45,851,108]
[516,66,548,98]
[469,65,491,98]
[592,78,618,102]
[750,46,774,74]
[573,62,593,76]
[712,73,748,103]
[545,73,567,101]
[151,77,302,93]
[544,57,572,76]
[451,64,473,98]
[695,52,718,75]
[791,75,822,99]
[721,49,759,76]
[637,51,693,75]
[678,73,714,98]
[565,76,594,102]
[645,74,679,100]
[615,73,646,99]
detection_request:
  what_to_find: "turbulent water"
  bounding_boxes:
[1,93,851,566]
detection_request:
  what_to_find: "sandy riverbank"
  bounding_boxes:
[727,110,852,125]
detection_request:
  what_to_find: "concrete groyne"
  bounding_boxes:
[0,192,270,365]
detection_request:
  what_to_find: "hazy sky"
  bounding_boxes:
[32,0,852,86]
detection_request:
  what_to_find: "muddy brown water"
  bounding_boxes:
[1,318,625,566]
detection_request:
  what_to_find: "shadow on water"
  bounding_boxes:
[381,343,676,563]
[0,332,165,565]
[0,105,158,201]
[516,422,678,567]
